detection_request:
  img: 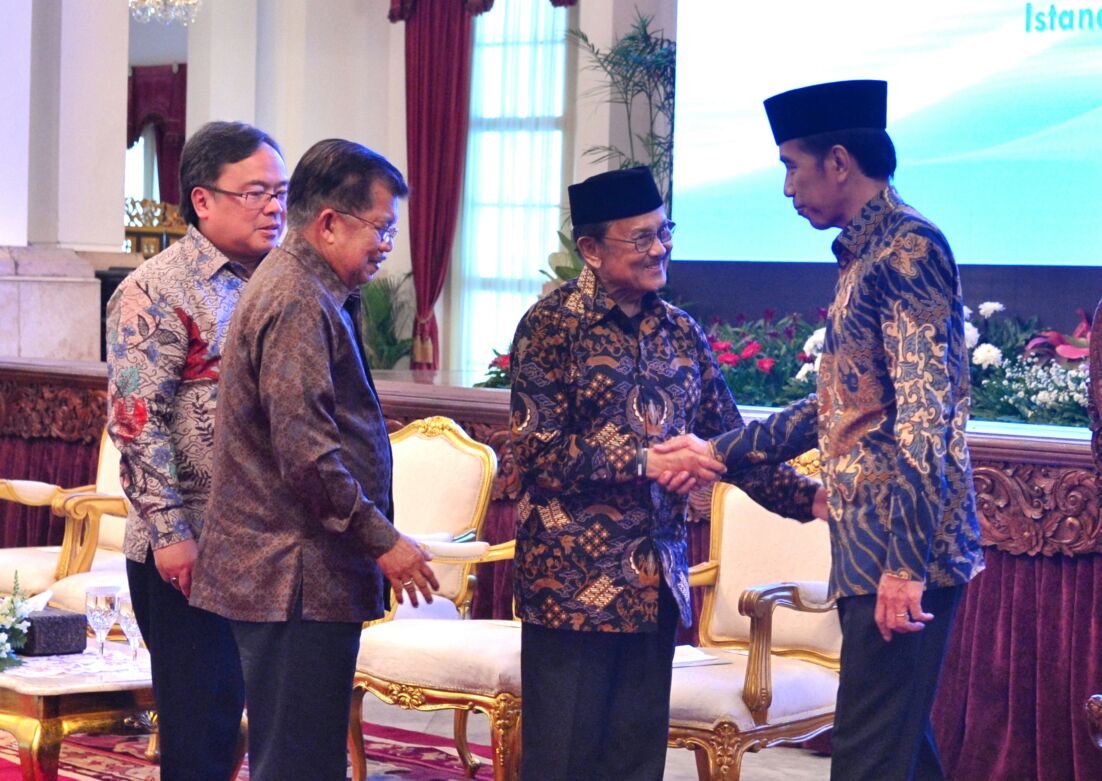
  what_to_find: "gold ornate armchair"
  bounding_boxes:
[382,416,497,620]
[667,467,840,780]
[348,416,510,779]
[0,429,129,607]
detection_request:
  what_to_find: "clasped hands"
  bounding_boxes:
[646,434,724,495]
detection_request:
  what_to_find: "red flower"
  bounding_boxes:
[817,307,829,322]
[111,397,148,443]
[763,308,775,324]
[490,354,510,370]
[756,357,776,373]
[710,340,733,352]
[797,351,812,363]
[175,308,220,382]
[716,352,740,367]
[740,341,762,360]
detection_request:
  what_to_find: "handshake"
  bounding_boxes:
[645,434,724,495]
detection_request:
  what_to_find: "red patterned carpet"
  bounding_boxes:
[0,721,495,780]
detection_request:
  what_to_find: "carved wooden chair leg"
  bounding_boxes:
[347,687,368,781]
[453,709,481,776]
[487,693,522,781]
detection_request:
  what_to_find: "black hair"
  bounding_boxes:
[796,127,897,180]
[571,220,612,245]
[178,121,282,227]
[287,139,409,230]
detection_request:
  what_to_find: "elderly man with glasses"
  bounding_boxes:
[107,120,287,780]
[508,166,826,780]
[189,139,436,780]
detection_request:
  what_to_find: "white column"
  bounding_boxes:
[0,2,33,247]
[26,0,129,252]
[186,0,259,136]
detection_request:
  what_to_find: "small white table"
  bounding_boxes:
[0,640,154,781]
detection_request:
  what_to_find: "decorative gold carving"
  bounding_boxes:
[489,692,521,775]
[787,449,822,478]
[125,198,186,229]
[385,683,426,709]
[973,463,1100,556]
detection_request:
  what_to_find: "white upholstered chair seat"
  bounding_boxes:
[0,546,126,596]
[357,619,521,696]
[670,649,838,732]
[48,565,131,613]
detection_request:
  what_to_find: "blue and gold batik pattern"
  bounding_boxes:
[711,187,984,599]
[510,266,819,633]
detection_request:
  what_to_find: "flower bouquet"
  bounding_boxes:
[0,575,32,670]
[474,349,511,389]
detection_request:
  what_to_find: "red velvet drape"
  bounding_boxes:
[401,5,473,370]
[0,436,99,548]
[933,548,1102,780]
[128,64,188,206]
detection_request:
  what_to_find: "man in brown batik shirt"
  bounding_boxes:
[190,139,437,781]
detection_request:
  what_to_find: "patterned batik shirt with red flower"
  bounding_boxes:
[106,226,256,563]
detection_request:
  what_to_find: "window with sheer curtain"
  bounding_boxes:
[450,1,568,378]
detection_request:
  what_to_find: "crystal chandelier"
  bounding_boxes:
[129,0,202,26]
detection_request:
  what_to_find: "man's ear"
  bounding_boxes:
[828,145,851,182]
[577,236,602,270]
[191,187,212,221]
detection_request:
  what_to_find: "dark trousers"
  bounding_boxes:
[830,584,964,781]
[520,583,678,781]
[126,553,245,781]
[231,593,362,781]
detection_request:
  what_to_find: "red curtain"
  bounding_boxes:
[0,436,99,548]
[388,0,574,21]
[933,548,1102,780]
[128,64,188,206]
[401,3,474,369]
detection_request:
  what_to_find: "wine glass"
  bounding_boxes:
[117,595,142,661]
[85,586,121,657]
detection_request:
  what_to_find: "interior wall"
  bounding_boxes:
[667,261,1102,336]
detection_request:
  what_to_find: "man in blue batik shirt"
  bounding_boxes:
[658,80,984,781]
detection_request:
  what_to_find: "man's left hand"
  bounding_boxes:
[874,572,933,642]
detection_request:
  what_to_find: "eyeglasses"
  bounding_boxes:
[334,210,399,244]
[602,221,676,253]
[202,185,288,210]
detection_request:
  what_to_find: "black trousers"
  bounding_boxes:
[231,593,362,781]
[830,584,964,781]
[520,583,678,781]
[126,553,245,781]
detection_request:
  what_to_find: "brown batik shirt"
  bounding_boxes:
[190,232,399,623]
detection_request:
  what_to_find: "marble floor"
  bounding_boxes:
[360,695,831,780]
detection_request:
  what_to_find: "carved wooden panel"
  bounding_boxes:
[973,463,1100,556]
[0,380,106,444]
[2,361,1099,556]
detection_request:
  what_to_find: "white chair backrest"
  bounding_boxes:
[93,431,126,552]
[390,417,496,602]
[704,482,840,658]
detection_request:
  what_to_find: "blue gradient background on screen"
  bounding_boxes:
[671,1,1102,264]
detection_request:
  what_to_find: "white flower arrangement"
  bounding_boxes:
[0,574,32,669]
[972,343,1004,369]
[794,327,826,381]
[978,301,1005,319]
[1002,360,1089,417]
[964,321,980,349]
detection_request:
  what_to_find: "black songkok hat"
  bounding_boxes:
[764,80,887,145]
[568,166,663,226]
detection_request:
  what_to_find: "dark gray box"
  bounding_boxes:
[20,608,87,656]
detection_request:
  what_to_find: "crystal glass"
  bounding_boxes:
[117,595,142,661]
[85,587,121,657]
